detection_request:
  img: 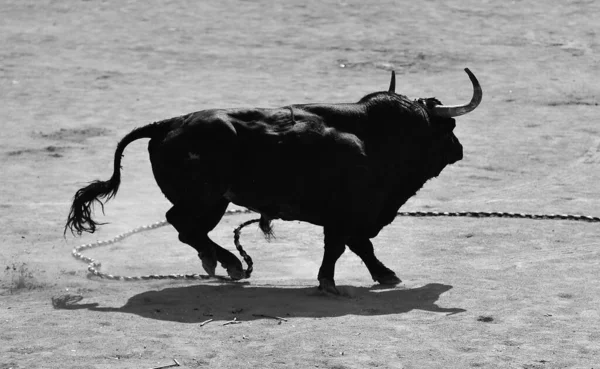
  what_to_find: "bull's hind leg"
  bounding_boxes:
[346,238,401,285]
[166,198,245,280]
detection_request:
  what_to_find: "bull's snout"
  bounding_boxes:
[447,135,463,164]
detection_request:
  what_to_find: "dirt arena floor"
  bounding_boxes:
[1,0,599,368]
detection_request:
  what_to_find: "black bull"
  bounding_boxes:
[66,69,482,293]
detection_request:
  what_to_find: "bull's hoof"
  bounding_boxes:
[199,254,217,277]
[214,247,245,280]
[224,263,246,281]
[219,256,245,280]
[374,272,402,286]
[318,278,340,295]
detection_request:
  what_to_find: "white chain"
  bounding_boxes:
[72,210,599,281]
[71,209,252,281]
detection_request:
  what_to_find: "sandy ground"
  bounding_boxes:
[1,0,599,368]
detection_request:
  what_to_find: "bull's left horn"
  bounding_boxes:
[431,68,482,118]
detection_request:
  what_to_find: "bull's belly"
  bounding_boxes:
[223,152,376,230]
[223,187,327,226]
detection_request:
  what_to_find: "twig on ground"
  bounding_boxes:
[223,317,241,326]
[199,319,213,327]
[149,358,180,369]
[252,314,288,322]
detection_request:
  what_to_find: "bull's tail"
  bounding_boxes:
[65,120,169,236]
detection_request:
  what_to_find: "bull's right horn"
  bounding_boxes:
[388,70,396,93]
[431,68,482,118]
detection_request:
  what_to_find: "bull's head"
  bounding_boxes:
[420,68,481,177]
[386,68,482,178]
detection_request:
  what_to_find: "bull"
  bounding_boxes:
[66,68,482,294]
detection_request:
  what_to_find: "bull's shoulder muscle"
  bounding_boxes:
[292,103,366,135]
[223,108,296,135]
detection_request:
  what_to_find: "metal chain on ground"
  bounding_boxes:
[395,211,600,222]
[72,210,599,281]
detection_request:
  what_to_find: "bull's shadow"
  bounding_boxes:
[82,282,465,322]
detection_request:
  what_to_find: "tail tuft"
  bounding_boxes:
[65,178,119,236]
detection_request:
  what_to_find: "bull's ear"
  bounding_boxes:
[388,71,396,93]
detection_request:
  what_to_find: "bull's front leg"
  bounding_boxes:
[346,237,401,285]
[317,228,347,294]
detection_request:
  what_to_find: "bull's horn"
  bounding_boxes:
[388,70,396,93]
[431,68,482,118]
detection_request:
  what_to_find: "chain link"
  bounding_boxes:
[72,210,599,281]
